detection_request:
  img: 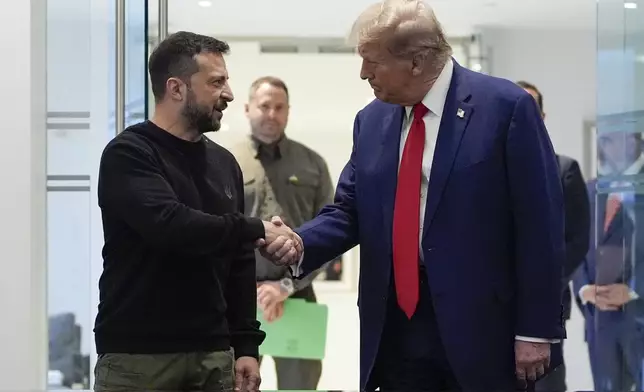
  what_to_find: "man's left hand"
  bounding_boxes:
[596,284,631,308]
[257,282,289,311]
[515,341,550,387]
[234,356,261,392]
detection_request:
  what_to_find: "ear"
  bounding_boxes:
[411,52,427,76]
[166,77,185,102]
[542,112,546,120]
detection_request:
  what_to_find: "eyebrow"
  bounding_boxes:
[208,75,228,82]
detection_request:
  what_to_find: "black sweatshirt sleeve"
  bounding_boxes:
[226,163,266,359]
[98,140,265,256]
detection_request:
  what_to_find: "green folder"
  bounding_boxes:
[257,299,329,360]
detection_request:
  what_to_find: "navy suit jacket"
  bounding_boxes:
[573,179,644,343]
[296,62,566,390]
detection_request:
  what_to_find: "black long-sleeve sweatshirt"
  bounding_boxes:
[94,120,266,359]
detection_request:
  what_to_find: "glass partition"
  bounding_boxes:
[592,1,644,391]
[46,0,148,388]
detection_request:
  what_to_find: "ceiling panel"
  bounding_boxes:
[145,0,599,38]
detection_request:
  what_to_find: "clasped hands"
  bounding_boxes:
[582,283,632,310]
[256,216,303,266]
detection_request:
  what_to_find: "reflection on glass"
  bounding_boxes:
[589,1,644,390]
[588,130,644,392]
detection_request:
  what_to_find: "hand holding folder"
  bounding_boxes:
[257,299,329,360]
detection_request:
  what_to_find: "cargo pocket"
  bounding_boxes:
[94,353,145,390]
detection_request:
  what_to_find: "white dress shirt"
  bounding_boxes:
[400,59,451,249]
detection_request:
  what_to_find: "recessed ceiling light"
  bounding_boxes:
[472,63,483,72]
[624,2,637,9]
[198,0,212,7]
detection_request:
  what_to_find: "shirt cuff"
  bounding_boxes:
[578,284,591,305]
[515,336,561,344]
[289,252,304,278]
[629,289,639,301]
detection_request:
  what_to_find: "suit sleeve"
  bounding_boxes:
[571,182,595,316]
[226,164,266,359]
[98,141,265,256]
[572,259,594,318]
[294,115,361,277]
[562,160,591,280]
[313,157,335,214]
[506,93,566,340]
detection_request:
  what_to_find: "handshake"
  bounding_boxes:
[256,216,303,266]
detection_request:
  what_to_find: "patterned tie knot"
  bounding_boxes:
[413,103,429,121]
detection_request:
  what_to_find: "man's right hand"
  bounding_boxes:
[580,284,597,304]
[256,216,303,266]
[261,301,284,323]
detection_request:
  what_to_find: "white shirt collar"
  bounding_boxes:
[404,58,454,120]
[598,153,644,177]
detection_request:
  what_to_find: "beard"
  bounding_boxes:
[181,89,224,134]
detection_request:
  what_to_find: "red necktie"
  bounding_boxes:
[392,103,428,319]
[604,194,621,232]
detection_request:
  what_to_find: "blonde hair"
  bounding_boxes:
[348,0,452,67]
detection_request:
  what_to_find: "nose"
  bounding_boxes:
[221,82,234,102]
[359,59,371,80]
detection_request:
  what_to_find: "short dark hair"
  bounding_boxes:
[148,31,230,102]
[248,76,289,101]
[516,80,543,111]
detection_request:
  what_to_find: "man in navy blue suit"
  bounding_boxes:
[259,0,566,390]
[573,132,644,391]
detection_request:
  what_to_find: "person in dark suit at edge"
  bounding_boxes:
[517,81,591,392]
[573,132,644,392]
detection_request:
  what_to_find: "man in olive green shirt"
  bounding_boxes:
[230,76,334,390]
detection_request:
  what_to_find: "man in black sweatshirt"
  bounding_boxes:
[93,31,301,392]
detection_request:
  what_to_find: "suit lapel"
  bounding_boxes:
[422,63,473,240]
[379,106,405,250]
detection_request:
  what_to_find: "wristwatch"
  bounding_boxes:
[279,277,295,296]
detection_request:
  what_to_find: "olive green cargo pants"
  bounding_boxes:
[93,349,235,392]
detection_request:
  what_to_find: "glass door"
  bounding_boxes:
[46,0,151,388]
[591,1,644,391]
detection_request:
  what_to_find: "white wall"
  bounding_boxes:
[480,27,597,391]
[0,0,48,390]
[207,42,373,184]
[480,27,597,177]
